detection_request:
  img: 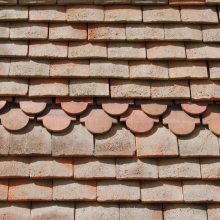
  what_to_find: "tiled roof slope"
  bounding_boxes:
[1,1,220,220]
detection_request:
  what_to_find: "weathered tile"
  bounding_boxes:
[105,5,142,22]
[151,81,190,99]
[190,79,220,100]
[120,204,163,220]
[0,6,28,20]
[30,157,73,178]
[178,127,220,157]
[0,41,28,57]
[126,24,164,41]
[136,126,179,157]
[9,122,51,155]
[0,78,28,96]
[169,61,208,79]
[108,42,146,60]
[143,6,181,23]
[10,59,49,77]
[52,123,94,156]
[49,23,87,40]
[95,124,136,157]
[130,61,168,79]
[76,203,119,220]
[164,204,207,220]
[183,181,220,202]
[29,41,68,58]
[147,42,186,60]
[74,157,115,179]
[70,79,109,97]
[165,24,202,41]
[50,60,89,77]
[0,157,29,178]
[69,42,107,59]
[31,203,75,220]
[181,6,218,23]
[10,23,48,40]
[116,158,158,179]
[53,180,96,201]
[29,6,66,22]
[8,180,52,201]
[141,181,183,202]
[90,60,129,78]
[159,158,201,179]
[97,180,140,201]
[66,5,104,22]
[88,24,126,41]
[111,79,150,98]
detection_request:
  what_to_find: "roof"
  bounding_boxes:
[1,0,220,219]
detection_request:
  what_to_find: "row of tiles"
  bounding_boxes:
[0,179,220,202]
[1,98,220,135]
[2,23,220,43]
[3,41,220,60]
[1,5,220,24]
[3,0,220,6]
[0,122,220,158]
[1,59,219,80]
[0,157,219,180]
[0,203,217,220]
[3,78,220,100]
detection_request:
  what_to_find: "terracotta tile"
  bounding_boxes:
[0,6,28,20]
